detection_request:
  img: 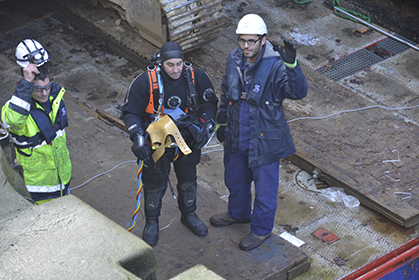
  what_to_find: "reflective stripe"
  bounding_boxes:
[12,138,35,147]
[10,95,31,112]
[32,140,48,149]
[1,104,12,129]
[26,182,65,193]
[12,128,65,148]
[56,128,65,137]
[32,129,65,149]
[2,120,10,129]
[1,119,18,130]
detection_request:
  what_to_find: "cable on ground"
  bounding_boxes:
[288,104,419,123]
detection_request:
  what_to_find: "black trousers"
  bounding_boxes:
[141,147,201,219]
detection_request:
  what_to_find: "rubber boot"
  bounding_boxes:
[181,212,208,237]
[142,218,159,247]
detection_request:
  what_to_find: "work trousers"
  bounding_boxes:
[224,148,280,236]
[142,147,201,219]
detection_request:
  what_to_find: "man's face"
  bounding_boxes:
[163,58,183,80]
[32,77,51,104]
[239,34,266,63]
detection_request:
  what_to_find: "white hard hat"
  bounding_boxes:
[236,14,267,35]
[15,39,49,68]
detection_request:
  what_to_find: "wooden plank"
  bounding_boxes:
[285,65,419,228]
[153,182,310,280]
[96,109,128,133]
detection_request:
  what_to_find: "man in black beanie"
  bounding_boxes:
[122,41,218,247]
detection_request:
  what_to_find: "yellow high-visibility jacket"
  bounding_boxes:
[1,78,71,200]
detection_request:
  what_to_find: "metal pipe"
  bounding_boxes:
[326,2,419,52]
[356,244,419,279]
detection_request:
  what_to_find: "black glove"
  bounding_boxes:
[174,114,194,138]
[278,39,297,65]
[131,133,151,161]
[215,124,226,143]
[195,120,214,149]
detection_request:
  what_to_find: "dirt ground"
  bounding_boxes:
[341,0,419,42]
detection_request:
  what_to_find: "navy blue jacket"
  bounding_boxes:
[217,41,308,167]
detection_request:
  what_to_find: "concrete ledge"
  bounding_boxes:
[170,264,225,280]
[0,193,157,279]
[0,147,157,280]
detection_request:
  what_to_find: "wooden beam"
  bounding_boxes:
[96,109,128,133]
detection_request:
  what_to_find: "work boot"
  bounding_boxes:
[181,212,208,237]
[239,232,271,251]
[142,219,159,247]
[210,212,251,227]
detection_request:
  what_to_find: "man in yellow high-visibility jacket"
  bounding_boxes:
[1,39,71,204]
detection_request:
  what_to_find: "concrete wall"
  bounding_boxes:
[0,144,156,279]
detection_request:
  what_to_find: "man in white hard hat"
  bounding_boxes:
[211,14,308,251]
[2,39,72,204]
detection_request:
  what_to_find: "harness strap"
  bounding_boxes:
[145,64,195,117]
[145,67,160,115]
[30,109,56,144]
[184,62,198,109]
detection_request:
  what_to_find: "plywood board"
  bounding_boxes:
[286,66,419,228]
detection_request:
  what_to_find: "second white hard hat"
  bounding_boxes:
[15,39,49,68]
[236,14,267,35]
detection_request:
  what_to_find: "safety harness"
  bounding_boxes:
[144,62,195,120]
[142,63,198,162]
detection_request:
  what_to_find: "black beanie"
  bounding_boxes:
[160,42,183,63]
